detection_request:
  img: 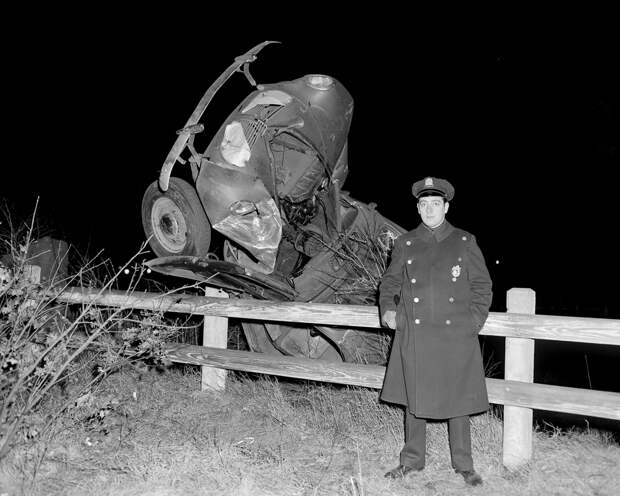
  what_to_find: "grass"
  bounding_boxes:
[1,367,618,496]
[2,206,618,495]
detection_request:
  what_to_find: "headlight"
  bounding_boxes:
[304,74,334,91]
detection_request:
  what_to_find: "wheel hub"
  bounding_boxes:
[151,198,188,253]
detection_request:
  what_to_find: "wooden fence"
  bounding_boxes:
[56,286,620,470]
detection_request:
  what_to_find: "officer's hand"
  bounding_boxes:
[382,310,397,329]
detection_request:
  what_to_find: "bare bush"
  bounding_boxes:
[0,208,190,461]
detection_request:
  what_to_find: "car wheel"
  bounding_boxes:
[142,177,211,257]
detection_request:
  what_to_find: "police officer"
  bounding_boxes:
[379,177,492,486]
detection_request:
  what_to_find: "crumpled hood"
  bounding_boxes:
[196,162,281,274]
[196,74,353,274]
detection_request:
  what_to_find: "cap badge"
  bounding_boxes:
[425,177,434,187]
[451,265,461,279]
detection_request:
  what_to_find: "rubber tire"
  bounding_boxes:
[141,177,211,257]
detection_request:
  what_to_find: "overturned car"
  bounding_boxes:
[142,41,403,363]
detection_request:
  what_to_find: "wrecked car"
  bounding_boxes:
[142,41,404,363]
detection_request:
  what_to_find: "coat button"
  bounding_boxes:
[411,278,416,284]
[462,236,467,241]
[414,318,420,324]
[413,297,419,303]
[446,320,451,325]
[407,259,412,264]
[452,277,457,282]
[449,297,454,303]
[406,240,411,246]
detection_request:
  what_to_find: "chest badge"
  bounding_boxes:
[451,265,461,279]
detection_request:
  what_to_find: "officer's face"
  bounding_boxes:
[417,196,449,228]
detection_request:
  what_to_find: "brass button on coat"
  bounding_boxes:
[449,297,454,303]
[413,297,419,303]
[411,278,416,283]
[414,318,420,324]
[446,320,451,325]
[407,259,412,264]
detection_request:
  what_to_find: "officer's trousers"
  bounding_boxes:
[399,411,473,472]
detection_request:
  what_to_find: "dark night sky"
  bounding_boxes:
[3,22,619,318]
[2,16,619,423]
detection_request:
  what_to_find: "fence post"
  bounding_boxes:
[24,264,42,284]
[202,286,229,391]
[503,287,536,469]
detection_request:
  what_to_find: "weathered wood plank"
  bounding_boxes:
[165,344,620,420]
[57,288,382,328]
[202,287,228,391]
[486,378,620,421]
[165,344,386,388]
[503,288,536,469]
[58,288,620,345]
[482,313,620,346]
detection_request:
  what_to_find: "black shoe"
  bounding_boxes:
[384,464,423,479]
[456,469,483,486]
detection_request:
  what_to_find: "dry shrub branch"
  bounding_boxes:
[0,207,194,461]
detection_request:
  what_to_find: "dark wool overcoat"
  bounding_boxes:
[379,221,493,419]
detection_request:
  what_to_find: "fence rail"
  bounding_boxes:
[56,286,620,470]
[162,343,620,420]
[59,287,620,345]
